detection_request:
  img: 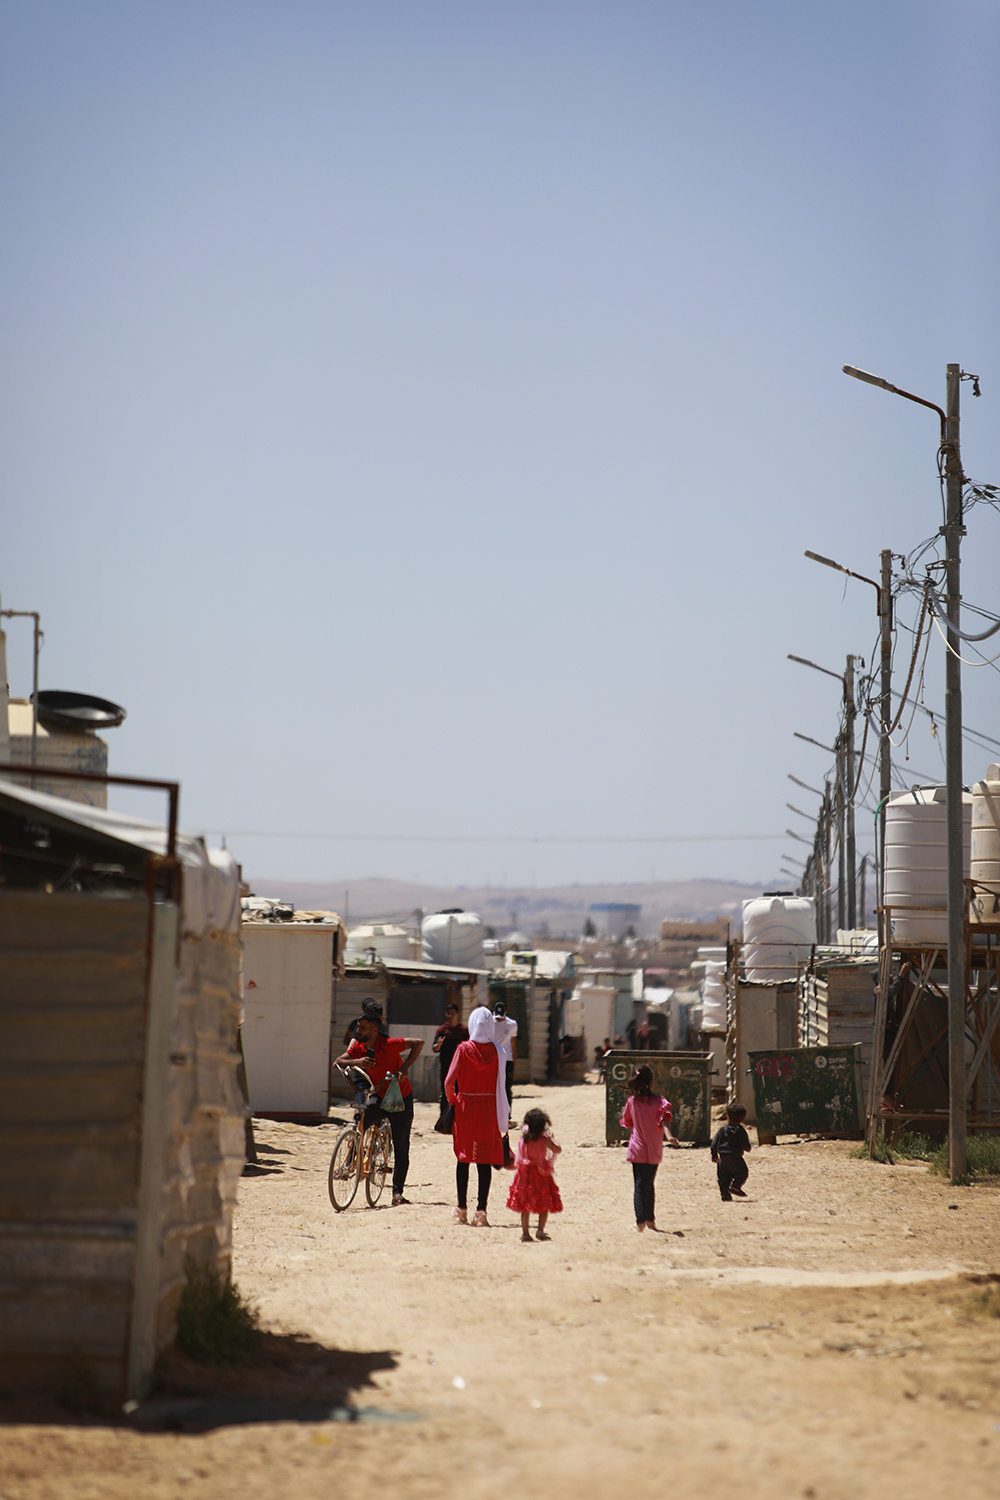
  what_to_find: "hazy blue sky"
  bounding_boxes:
[2,1,998,891]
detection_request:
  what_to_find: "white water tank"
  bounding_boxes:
[700,959,727,1031]
[970,765,1000,925]
[422,910,484,967]
[345,923,412,964]
[884,785,972,945]
[742,895,817,982]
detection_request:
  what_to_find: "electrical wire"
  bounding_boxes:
[930,612,1000,666]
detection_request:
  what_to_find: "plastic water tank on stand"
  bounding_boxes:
[345,923,411,964]
[700,960,727,1031]
[742,896,817,982]
[884,785,972,945]
[422,910,484,967]
[970,764,1000,925]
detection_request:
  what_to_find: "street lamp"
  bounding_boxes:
[789,653,857,929]
[794,731,836,754]
[843,359,971,1181]
[788,773,824,797]
[805,547,893,911]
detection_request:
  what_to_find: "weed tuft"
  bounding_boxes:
[930,1133,1000,1181]
[175,1257,261,1367]
[966,1284,1000,1319]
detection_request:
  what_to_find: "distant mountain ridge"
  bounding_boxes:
[245,875,778,935]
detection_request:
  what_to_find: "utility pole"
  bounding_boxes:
[835,737,846,934]
[823,779,833,944]
[843,360,973,1181]
[879,549,893,903]
[943,364,966,1182]
[845,654,857,930]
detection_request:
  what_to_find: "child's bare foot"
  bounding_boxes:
[535,1230,550,1241]
[520,1230,532,1242]
[645,1220,657,1231]
[635,1222,645,1232]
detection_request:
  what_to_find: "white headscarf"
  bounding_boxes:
[466,1006,509,1135]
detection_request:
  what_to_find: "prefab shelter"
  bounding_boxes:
[241,914,346,1121]
[0,778,243,1403]
[727,980,797,1124]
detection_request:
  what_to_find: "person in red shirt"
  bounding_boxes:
[334,1004,424,1207]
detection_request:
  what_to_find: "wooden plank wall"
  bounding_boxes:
[0,891,150,1398]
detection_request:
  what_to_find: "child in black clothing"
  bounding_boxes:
[711,1102,752,1201]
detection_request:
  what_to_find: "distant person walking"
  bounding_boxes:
[506,1108,562,1241]
[619,1064,679,1231]
[445,1006,506,1226]
[432,1001,468,1113]
[710,1102,752,1201]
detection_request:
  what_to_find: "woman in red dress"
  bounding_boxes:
[445,1006,507,1226]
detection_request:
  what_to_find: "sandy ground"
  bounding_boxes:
[4,1079,1000,1499]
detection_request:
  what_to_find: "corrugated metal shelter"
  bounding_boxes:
[797,955,878,1111]
[0,778,243,1403]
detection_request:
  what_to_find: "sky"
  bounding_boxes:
[2,1,998,892]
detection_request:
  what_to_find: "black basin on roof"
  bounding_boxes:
[36,691,127,732]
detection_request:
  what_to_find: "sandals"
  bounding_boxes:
[471,1210,489,1227]
[452,1207,468,1224]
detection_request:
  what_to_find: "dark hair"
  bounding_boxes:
[628,1065,655,1101]
[726,1101,747,1122]
[361,999,388,1036]
[445,1001,460,1015]
[522,1108,551,1141]
[342,1019,360,1046]
[492,999,507,1018]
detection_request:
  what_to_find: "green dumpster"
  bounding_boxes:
[605,1051,712,1146]
[748,1044,865,1138]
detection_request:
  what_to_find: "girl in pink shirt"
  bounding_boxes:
[620,1065,680,1231]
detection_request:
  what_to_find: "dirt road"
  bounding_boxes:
[3,1080,1000,1499]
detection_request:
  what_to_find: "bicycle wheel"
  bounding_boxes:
[328,1126,361,1210]
[365,1122,393,1207]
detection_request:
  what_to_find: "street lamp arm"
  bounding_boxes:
[794,731,836,754]
[788,653,846,686]
[842,365,946,440]
[804,551,881,610]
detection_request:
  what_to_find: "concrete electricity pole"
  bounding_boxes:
[843,361,970,1182]
[879,549,893,893]
[943,365,966,1183]
[845,654,857,930]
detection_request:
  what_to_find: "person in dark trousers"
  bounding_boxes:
[619,1064,679,1231]
[432,1001,468,1111]
[711,1101,752,1201]
[333,1004,424,1207]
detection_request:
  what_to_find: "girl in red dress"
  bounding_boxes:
[445,1006,507,1226]
[506,1108,563,1241]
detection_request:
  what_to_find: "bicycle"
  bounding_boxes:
[327,1064,395,1211]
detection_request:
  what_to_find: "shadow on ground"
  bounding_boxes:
[0,1332,403,1433]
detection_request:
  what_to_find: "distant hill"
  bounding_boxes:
[245,875,778,936]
